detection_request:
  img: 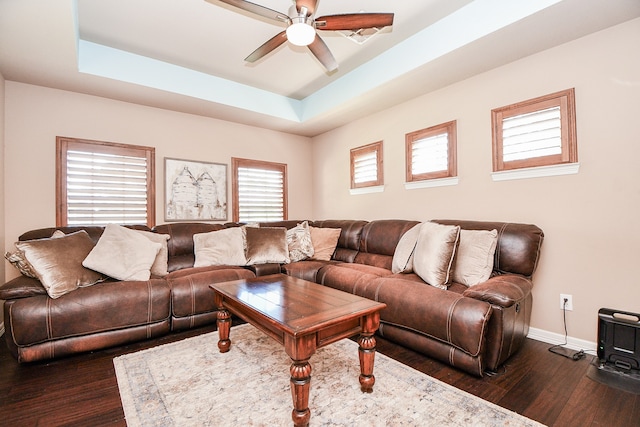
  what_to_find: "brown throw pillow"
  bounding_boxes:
[245,227,290,265]
[309,227,341,261]
[16,230,104,299]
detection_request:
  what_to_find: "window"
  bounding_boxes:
[492,88,577,172]
[405,121,457,182]
[56,137,155,227]
[350,141,383,189]
[232,157,287,222]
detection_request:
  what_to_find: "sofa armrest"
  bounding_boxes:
[0,276,47,300]
[462,274,532,308]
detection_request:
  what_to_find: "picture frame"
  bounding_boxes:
[164,157,228,221]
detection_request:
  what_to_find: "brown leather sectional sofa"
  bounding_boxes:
[0,219,543,377]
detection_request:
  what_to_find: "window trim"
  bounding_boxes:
[350,141,384,189]
[491,88,577,172]
[405,120,457,182]
[56,136,156,228]
[231,157,288,223]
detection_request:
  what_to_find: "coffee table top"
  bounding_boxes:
[210,274,386,336]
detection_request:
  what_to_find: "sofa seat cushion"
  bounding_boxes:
[367,277,492,357]
[316,263,392,295]
[167,267,256,319]
[6,279,170,347]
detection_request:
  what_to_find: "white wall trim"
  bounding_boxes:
[527,326,597,353]
[492,162,580,182]
[349,185,385,195]
[404,177,459,190]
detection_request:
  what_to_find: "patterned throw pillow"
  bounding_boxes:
[286,221,314,262]
[4,250,38,278]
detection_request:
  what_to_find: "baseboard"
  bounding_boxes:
[527,327,597,353]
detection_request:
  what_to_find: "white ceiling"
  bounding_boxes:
[1,0,639,137]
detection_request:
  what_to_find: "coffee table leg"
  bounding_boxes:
[216,307,231,353]
[358,312,381,393]
[290,360,312,427]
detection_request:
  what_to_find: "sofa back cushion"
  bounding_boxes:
[433,220,544,278]
[19,226,151,244]
[354,220,420,270]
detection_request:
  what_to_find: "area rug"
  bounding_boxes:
[114,324,544,426]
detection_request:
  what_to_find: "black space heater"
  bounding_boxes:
[598,308,640,371]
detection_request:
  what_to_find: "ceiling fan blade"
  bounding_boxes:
[315,13,394,31]
[245,31,288,63]
[295,0,318,16]
[308,35,338,72]
[207,0,291,25]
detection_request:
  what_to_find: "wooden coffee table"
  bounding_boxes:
[209,273,386,427]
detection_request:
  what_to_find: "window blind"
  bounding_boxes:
[353,151,378,184]
[411,133,449,175]
[66,150,149,225]
[502,106,562,162]
[237,166,284,222]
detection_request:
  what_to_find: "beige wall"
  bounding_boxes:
[3,83,314,280]
[311,18,640,343]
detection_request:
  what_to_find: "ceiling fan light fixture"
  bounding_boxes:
[286,18,315,46]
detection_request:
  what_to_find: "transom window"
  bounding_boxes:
[405,121,457,182]
[232,157,288,222]
[492,88,577,172]
[350,141,383,189]
[56,137,155,227]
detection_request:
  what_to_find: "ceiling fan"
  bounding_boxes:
[205,0,394,72]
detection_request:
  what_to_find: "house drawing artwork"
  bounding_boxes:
[166,160,227,221]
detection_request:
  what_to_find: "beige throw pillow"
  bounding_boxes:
[412,222,460,289]
[391,223,422,274]
[16,230,104,299]
[135,229,171,277]
[245,227,290,265]
[83,224,161,281]
[309,227,341,261]
[193,227,247,267]
[452,229,498,286]
[286,221,314,262]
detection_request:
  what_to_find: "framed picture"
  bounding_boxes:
[164,157,228,221]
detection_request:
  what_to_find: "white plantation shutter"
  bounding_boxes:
[405,121,456,182]
[57,137,155,227]
[411,133,449,175]
[66,150,148,225]
[353,150,378,184]
[492,88,577,172]
[237,167,284,222]
[502,106,562,162]
[350,141,383,189]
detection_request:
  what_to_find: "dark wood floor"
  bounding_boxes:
[1,325,638,426]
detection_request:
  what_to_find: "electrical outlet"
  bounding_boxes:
[560,294,573,311]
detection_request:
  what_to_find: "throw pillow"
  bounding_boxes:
[452,229,498,286]
[286,221,314,262]
[135,229,171,277]
[309,227,341,261]
[5,229,67,278]
[412,222,461,289]
[391,223,422,274]
[82,224,161,281]
[193,227,247,267]
[245,227,290,265]
[15,230,104,299]
[4,250,38,278]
